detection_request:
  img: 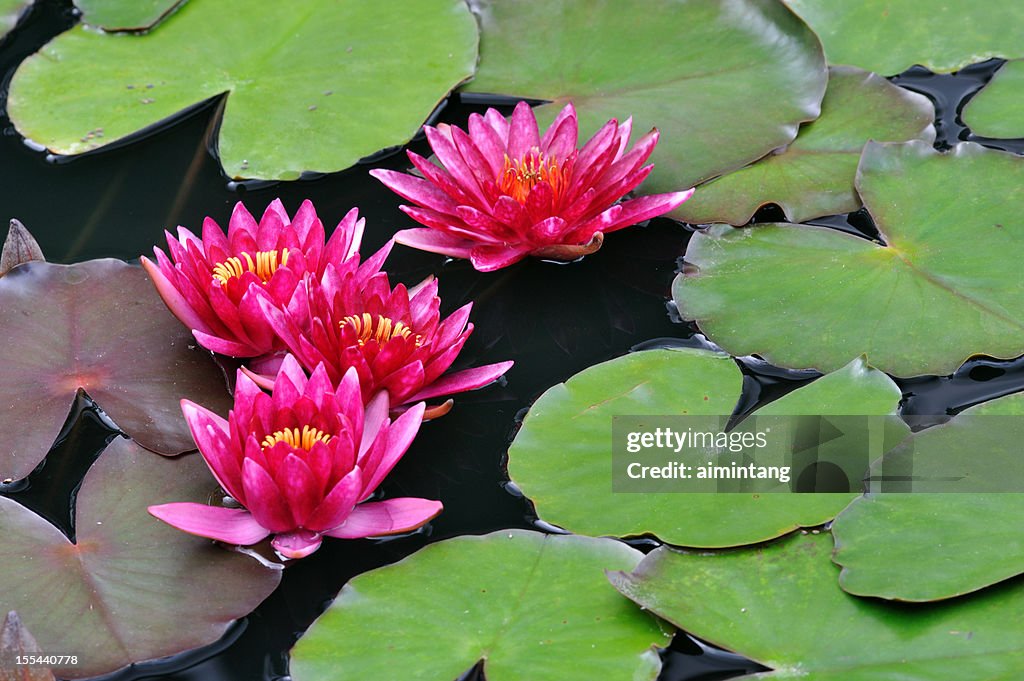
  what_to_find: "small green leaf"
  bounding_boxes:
[290,531,668,681]
[963,59,1024,139]
[611,532,1024,680]
[676,67,934,225]
[507,348,903,547]
[832,392,1024,602]
[7,0,478,179]
[465,0,827,192]
[782,0,1024,75]
[675,141,1024,377]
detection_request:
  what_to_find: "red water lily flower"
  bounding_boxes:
[256,257,512,412]
[148,355,441,559]
[371,101,694,271]
[141,199,364,364]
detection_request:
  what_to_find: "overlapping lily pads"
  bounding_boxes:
[782,0,1024,75]
[676,67,934,225]
[0,0,29,40]
[610,533,1024,680]
[0,259,232,480]
[963,60,1024,139]
[507,348,904,547]
[7,0,478,179]
[675,141,1024,377]
[0,436,281,678]
[832,392,1024,602]
[75,0,184,30]
[290,530,668,681]
[465,0,827,193]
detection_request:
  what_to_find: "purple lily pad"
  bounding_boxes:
[1,611,56,681]
[0,436,281,679]
[0,259,233,480]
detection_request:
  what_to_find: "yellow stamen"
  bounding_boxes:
[261,425,332,451]
[212,248,290,285]
[499,147,567,204]
[340,313,422,346]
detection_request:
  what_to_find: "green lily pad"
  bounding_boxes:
[781,0,1024,75]
[75,0,184,30]
[506,348,904,547]
[675,141,1024,378]
[464,0,827,192]
[7,0,478,180]
[676,67,935,225]
[963,60,1024,139]
[0,0,28,40]
[0,436,281,679]
[290,530,668,681]
[610,533,1024,680]
[0,259,233,481]
[832,392,1024,602]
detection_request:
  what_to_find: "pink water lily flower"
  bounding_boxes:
[371,101,695,271]
[257,258,512,414]
[141,199,364,364]
[148,355,441,559]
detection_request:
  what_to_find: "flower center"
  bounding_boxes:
[340,313,422,346]
[212,249,290,285]
[261,425,331,451]
[499,148,567,204]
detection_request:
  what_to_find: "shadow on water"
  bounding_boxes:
[1,3,1024,681]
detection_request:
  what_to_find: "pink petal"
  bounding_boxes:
[425,126,489,207]
[360,390,391,458]
[148,503,270,545]
[306,467,363,531]
[483,107,510,142]
[192,329,261,358]
[540,102,578,159]
[602,189,695,233]
[393,228,477,260]
[323,498,443,539]
[322,207,364,267]
[181,400,243,501]
[242,458,295,533]
[469,245,531,272]
[361,402,425,494]
[141,256,213,335]
[271,530,323,559]
[407,361,513,403]
[370,169,459,215]
[507,101,541,160]
[466,112,508,177]
[276,454,319,527]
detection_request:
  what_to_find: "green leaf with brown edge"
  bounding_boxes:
[0,436,281,679]
[464,0,827,193]
[291,530,668,681]
[7,0,478,180]
[0,259,232,480]
[675,67,935,225]
[782,0,1024,75]
[675,140,1024,378]
[963,59,1024,139]
[507,347,904,548]
[832,392,1024,602]
[610,532,1024,680]
[74,0,184,31]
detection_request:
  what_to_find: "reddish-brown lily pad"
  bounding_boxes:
[0,259,232,480]
[0,436,281,679]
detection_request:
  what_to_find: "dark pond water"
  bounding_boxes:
[1,2,1023,680]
